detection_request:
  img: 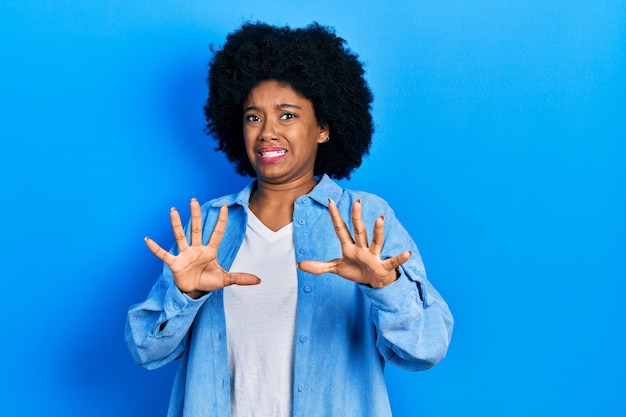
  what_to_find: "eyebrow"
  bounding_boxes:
[243,103,302,112]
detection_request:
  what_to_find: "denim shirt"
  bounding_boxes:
[125,175,453,417]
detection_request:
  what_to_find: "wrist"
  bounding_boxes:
[183,289,208,299]
[370,267,401,289]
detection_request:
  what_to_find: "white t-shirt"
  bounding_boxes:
[223,208,298,417]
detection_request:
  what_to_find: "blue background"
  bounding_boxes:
[2,1,624,416]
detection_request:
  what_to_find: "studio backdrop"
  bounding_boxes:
[1,1,624,416]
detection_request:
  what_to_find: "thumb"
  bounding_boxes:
[298,260,338,275]
[226,272,262,286]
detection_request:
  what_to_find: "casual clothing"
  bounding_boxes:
[125,174,454,417]
[224,208,298,417]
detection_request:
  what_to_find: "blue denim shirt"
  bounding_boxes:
[125,175,453,417]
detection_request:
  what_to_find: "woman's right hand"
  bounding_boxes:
[145,199,261,299]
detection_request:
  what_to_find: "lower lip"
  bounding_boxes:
[258,152,287,163]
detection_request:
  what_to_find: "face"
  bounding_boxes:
[243,80,328,186]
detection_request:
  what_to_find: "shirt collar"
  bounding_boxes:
[308,174,343,207]
[208,174,343,208]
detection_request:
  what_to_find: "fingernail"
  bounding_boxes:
[328,198,335,205]
[170,207,177,212]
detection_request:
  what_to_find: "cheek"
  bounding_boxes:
[241,134,256,160]
[243,126,256,146]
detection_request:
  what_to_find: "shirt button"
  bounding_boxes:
[300,336,308,343]
[298,219,305,225]
[302,197,309,203]
[303,285,312,293]
[298,385,304,392]
[173,303,181,310]
[298,248,306,254]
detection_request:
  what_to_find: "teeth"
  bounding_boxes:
[260,150,287,157]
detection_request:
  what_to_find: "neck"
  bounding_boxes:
[249,176,318,231]
[253,175,318,204]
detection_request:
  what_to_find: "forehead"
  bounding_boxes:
[243,80,311,107]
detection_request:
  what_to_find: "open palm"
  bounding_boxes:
[145,199,260,298]
[298,199,411,288]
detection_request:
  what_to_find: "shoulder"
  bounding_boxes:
[314,174,391,208]
[193,180,255,226]
[200,179,256,210]
[337,183,393,212]
[341,188,389,206]
[315,175,396,221]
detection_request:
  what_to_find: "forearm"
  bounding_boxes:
[125,279,209,369]
[361,266,454,370]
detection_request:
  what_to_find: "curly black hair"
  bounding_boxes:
[204,22,374,179]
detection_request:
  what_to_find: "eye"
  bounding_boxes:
[244,114,261,123]
[280,113,296,120]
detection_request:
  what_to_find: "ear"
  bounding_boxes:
[317,123,330,144]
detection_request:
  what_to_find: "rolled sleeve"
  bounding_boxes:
[359,261,453,371]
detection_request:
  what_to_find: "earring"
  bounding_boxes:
[323,136,330,143]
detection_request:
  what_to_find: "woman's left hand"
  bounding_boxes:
[298,199,412,288]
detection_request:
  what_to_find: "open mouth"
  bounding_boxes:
[259,149,287,158]
[257,147,288,163]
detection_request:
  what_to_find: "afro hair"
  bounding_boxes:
[204,22,374,179]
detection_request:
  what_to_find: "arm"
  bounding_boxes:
[298,198,453,371]
[124,269,209,370]
[125,199,260,370]
[360,207,453,370]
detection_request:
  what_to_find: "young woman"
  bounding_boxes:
[126,22,453,417]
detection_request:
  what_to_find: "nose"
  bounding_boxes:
[258,119,278,142]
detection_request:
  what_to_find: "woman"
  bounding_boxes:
[126,22,453,417]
